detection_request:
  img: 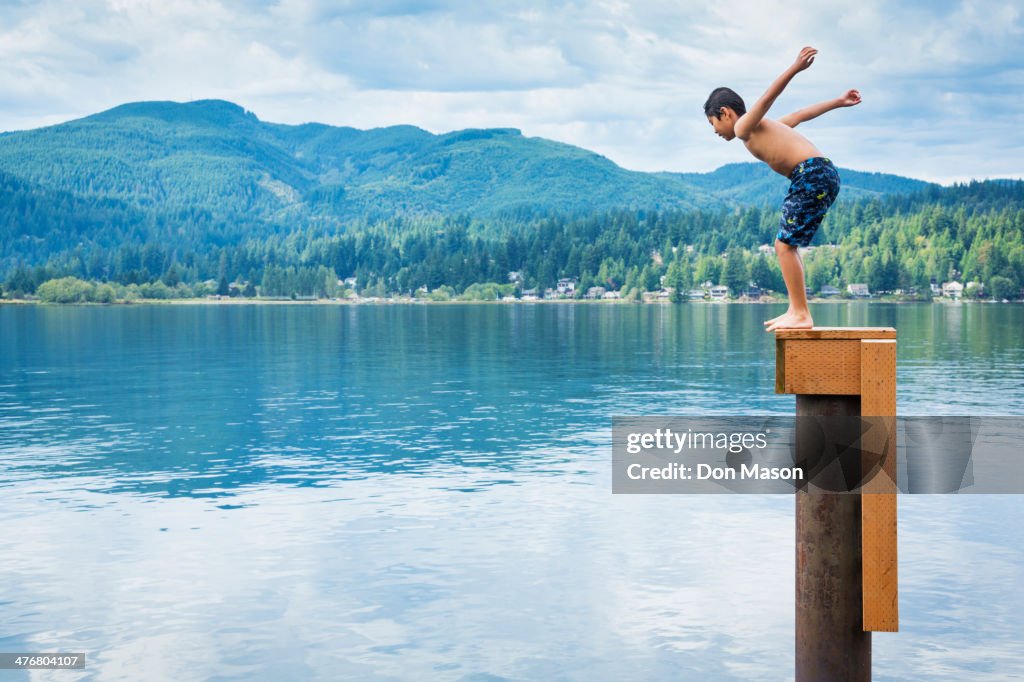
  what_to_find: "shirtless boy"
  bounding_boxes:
[704,46,861,330]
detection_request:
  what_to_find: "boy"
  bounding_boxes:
[704,46,861,331]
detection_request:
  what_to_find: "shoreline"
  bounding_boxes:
[0,297,994,307]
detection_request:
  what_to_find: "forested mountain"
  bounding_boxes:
[1,99,709,224]
[0,99,927,226]
[1,99,1020,302]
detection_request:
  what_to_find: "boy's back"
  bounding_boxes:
[738,118,822,178]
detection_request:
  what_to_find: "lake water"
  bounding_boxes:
[1,302,1023,681]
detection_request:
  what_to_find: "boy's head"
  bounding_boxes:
[704,87,746,141]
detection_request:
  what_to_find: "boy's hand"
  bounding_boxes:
[839,89,862,107]
[793,46,817,72]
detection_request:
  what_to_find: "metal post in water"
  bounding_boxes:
[795,394,870,681]
[775,327,899,682]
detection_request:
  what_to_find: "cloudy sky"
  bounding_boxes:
[1,0,1022,183]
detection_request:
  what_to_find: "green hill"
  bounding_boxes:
[0,99,930,223]
[0,99,958,282]
[0,99,710,220]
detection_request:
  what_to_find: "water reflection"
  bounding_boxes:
[1,303,1022,680]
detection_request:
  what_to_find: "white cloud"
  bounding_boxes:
[0,0,1022,182]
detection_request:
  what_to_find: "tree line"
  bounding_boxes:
[3,180,1023,302]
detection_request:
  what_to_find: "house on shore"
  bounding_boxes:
[555,278,577,297]
[847,283,871,298]
[942,281,964,299]
[709,285,729,300]
[819,285,841,297]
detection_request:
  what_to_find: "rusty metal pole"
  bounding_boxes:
[795,394,871,682]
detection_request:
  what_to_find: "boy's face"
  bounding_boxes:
[707,108,737,141]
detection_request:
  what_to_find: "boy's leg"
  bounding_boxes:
[766,239,813,331]
[762,238,803,326]
[766,158,839,331]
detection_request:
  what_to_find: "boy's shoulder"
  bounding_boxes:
[735,115,784,141]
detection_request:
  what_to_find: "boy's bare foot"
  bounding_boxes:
[766,311,813,331]
[763,310,790,326]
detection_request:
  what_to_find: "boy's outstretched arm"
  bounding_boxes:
[779,89,862,128]
[734,46,816,140]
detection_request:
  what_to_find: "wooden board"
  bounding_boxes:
[775,327,897,340]
[776,339,862,395]
[860,339,899,632]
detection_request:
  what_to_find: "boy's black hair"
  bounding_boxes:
[704,87,746,118]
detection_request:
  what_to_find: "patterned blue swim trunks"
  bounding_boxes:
[776,157,840,247]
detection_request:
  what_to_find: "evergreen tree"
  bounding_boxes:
[723,249,749,296]
[750,255,774,291]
